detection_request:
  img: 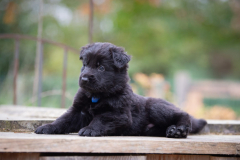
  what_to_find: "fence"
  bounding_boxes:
[0,34,79,108]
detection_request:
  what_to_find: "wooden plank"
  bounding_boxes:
[0,120,53,132]
[40,156,146,160]
[199,120,240,135]
[0,132,239,155]
[1,106,240,134]
[0,153,39,160]
[1,119,240,134]
[0,105,65,120]
[1,119,240,135]
[210,157,239,160]
[147,154,210,160]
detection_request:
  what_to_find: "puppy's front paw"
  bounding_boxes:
[78,126,102,137]
[35,124,56,134]
[166,125,189,138]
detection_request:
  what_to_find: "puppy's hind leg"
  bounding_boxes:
[166,112,191,138]
[166,113,207,137]
[147,99,191,138]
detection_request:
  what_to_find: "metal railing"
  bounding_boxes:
[0,33,79,108]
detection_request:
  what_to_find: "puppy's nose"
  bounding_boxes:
[81,77,89,82]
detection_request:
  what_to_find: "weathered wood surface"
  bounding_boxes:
[1,119,240,134]
[0,120,53,132]
[1,105,240,134]
[0,154,239,160]
[0,105,65,120]
[147,155,229,160]
[0,132,240,155]
[148,155,240,160]
[210,157,240,160]
[0,153,40,160]
[199,120,240,135]
[40,155,227,160]
[40,156,146,160]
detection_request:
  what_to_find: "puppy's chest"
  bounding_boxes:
[81,102,109,116]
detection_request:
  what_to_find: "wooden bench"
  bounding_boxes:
[0,105,240,160]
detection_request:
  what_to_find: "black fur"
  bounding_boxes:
[35,42,207,138]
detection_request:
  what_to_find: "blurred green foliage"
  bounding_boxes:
[204,98,240,116]
[0,0,240,107]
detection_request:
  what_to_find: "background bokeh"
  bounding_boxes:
[0,0,240,120]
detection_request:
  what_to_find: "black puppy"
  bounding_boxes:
[35,42,207,138]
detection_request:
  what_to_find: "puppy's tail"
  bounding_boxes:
[190,116,207,133]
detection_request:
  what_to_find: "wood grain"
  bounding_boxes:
[0,120,53,132]
[0,105,65,120]
[147,154,210,160]
[40,156,146,160]
[0,153,39,160]
[2,106,240,135]
[210,157,240,160]
[0,132,240,155]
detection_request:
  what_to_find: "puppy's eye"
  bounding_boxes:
[97,65,105,72]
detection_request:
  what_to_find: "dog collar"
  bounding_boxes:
[92,96,100,103]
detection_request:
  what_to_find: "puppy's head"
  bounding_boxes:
[79,42,131,94]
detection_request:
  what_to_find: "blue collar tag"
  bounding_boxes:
[92,97,100,103]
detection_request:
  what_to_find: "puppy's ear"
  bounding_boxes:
[80,44,91,60]
[110,47,131,68]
